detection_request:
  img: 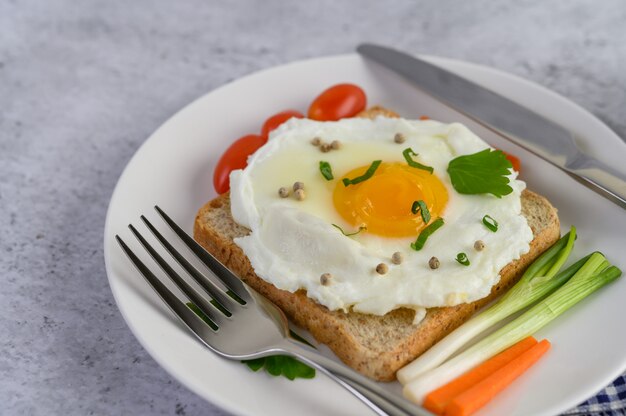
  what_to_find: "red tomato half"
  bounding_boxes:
[308,84,367,121]
[498,149,522,173]
[505,152,522,173]
[213,134,265,194]
[261,110,304,140]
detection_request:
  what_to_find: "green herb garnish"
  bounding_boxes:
[411,200,431,223]
[242,329,316,379]
[332,223,366,236]
[342,160,382,186]
[403,148,434,174]
[456,252,470,266]
[447,149,513,197]
[187,302,316,380]
[482,215,498,232]
[319,161,334,181]
[242,355,316,380]
[410,218,445,251]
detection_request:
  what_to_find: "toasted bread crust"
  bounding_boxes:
[356,106,401,119]
[193,108,560,381]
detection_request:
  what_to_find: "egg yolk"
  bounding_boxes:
[333,162,448,237]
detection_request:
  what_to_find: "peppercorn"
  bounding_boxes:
[294,189,306,201]
[394,133,406,144]
[391,252,403,265]
[320,273,332,286]
[429,257,440,269]
[278,187,289,198]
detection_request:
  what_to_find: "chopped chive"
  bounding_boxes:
[319,161,334,180]
[403,148,434,174]
[482,215,498,232]
[342,160,382,186]
[411,200,431,223]
[332,223,366,236]
[410,218,445,251]
[456,252,470,266]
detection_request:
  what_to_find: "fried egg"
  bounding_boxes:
[230,117,532,320]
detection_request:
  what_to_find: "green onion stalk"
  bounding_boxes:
[403,252,621,403]
[398,227,578,384]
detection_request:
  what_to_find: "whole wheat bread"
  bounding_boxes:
[193,108,560,381]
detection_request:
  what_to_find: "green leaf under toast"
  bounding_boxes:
[186,302,316,380]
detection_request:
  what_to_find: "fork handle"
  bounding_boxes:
[318,372,407,416]
[334,376,417,416]
[281,340,432,416]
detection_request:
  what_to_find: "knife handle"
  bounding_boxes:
[566,154,626,209]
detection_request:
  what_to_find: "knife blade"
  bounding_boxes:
[357,43,626,210]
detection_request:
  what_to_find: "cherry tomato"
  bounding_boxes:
[308,83,367,121]
[261,110,304,140]
[495,148,521,173]
[213,134,265,194]
[504,152,522,173]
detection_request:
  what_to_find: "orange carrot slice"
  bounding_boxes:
[444,339,551,416]
[423,336,538,414]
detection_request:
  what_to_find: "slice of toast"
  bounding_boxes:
[193,108,560,381]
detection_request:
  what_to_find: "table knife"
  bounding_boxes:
[357,43,626,210]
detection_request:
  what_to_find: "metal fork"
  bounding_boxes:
[115,206,432,416]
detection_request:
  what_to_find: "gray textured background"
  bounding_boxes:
[2,1,625,415]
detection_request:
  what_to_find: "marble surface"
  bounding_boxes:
[1,0,625,415]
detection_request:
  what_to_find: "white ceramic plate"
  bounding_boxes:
[104,54,626,416]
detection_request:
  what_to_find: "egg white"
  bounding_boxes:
[230,117,533,318]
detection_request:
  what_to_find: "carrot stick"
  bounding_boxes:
[423,336,538,414]
[444,339,551,416]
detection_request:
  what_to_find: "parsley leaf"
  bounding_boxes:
[243,357,266,372]
[447,149,513,198]
[241,331,316,380]
[186,302,316,380]
[245,355,315,380]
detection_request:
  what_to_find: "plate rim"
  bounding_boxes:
[103,52,626,416]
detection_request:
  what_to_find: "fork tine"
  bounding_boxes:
[154,205,251,303]
[139,216,242,313]
[115,235,220,336]
[128,224,227,327]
